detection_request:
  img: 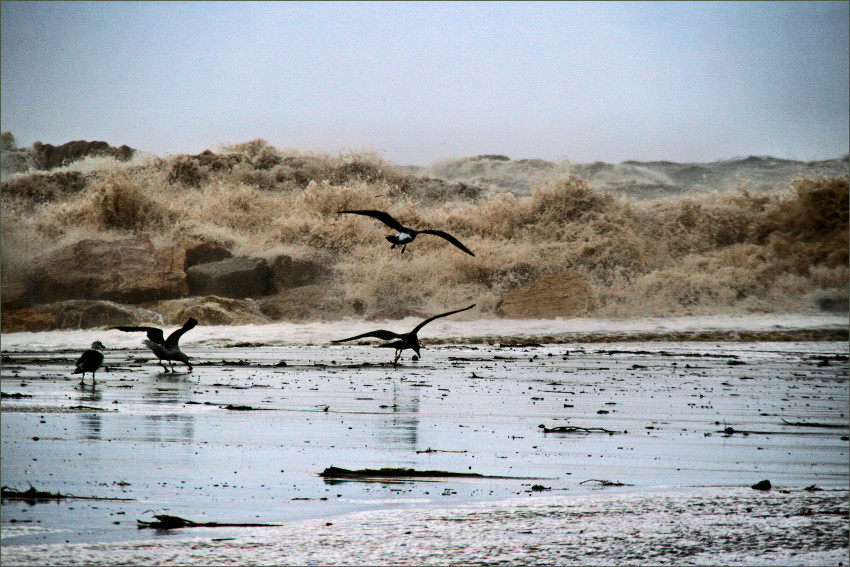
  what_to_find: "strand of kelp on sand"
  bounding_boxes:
[1,137,847,328]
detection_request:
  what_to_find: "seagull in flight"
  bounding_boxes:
[338,210,475,256]
[113,318,198,372]
[331,304,475,366]
[73,341,106,384]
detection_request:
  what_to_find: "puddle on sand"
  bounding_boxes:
[2,340,848,565]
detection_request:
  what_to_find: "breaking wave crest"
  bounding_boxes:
[2,137,847,324]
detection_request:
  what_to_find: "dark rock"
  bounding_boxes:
[1,276,29,310]
[268,254,330,292]
[144,296,270,326]
[751,479,772,491]
[32,140,134,170]
[185,256,270,298]
[818,297,850,312]
[184,242,233,269]
[26,238,187,305]
[1,300,163,332]
[259,285,353,321]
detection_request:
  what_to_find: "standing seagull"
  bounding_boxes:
[332,304,475,366]
[112,318,198,373]
[73,341,106,384]
[338,210,475,256]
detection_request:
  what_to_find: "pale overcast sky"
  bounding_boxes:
[1,1,848,165]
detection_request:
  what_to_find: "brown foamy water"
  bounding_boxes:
[1,140,847,328]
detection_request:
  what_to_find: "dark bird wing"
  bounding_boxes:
[331,330,402,343]
[418,230,475,256]
[112,326,166,345]
[338,210,407,232]
[165,318,198,348]
[410,304,476,336]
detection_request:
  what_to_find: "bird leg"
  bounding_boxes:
[159,360,170,373]
[392,350,401,367]
[401,243,407,254]
[79,373,86,385]
[169,361,176,372]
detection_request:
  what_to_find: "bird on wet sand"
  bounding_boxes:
[337,210,475,256]
[331,304,475,367]
[112,318,198,373]
[73,341,106,384]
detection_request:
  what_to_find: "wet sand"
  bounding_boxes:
[1,320,848,565]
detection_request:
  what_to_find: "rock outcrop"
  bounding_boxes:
[495,272,596,318]
[146,296,270,326]
[32,140,135,170]
[26,238,188,306]
[268,254,331,292]
[185,256,271,298]
[259,285,353,322]
[0,300,164,333]
[184,241,233,269]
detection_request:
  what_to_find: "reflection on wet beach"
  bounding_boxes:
[1,338,847,564]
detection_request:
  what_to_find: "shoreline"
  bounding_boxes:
[2,313,847,352]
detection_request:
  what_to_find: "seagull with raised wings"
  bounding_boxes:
[331,304,475,366]
[338,210,475,256]
[113,318,198,372]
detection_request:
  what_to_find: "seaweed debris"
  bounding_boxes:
[538,424,624,435]
[781,419,848,429]
[319,466,536,480]
[1,484,133,502]
[137,514,279,529]
[579,479,633,487]
[319,466,486,479]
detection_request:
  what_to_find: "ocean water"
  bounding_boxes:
[1,141,848,325]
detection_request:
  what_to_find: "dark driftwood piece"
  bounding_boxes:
[319,466,538,480]
[137,514,279,529]
[781,419,847,429]
[579,479,632,487]
[320,466,485,479]
[1,484,133,502]
[538,424,623,434]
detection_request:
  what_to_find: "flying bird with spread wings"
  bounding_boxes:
[331,304,475,366]
[338,210,475,256]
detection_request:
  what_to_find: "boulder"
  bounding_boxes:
[26,237,188,305]
[146,296,270,326]
[1,276,29,310]
[32,140,134,170]
[185,256,270,298]
[259,285,354,322]
[268,253,331,292]
[495,272,596,319]
[1,307,57,333]
[1,300,163,333]
[184,241,233,269]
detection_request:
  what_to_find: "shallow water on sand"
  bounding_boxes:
[1,326,848,565]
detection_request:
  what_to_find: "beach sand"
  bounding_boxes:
[1,316,848,565]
